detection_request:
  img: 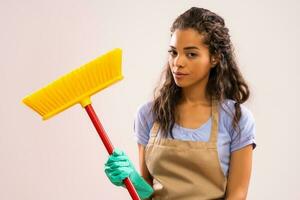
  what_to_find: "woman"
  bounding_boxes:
[104,7,256,200]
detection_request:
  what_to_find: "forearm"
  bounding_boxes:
[127,174,153,199]
[225,189,247,200]
[225,196,246,200]
[142,176,153,187]
[225,145,253,200]
[142,178,153,200]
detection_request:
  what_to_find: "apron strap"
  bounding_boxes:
[148,121,160,144]
[209,98,219,144]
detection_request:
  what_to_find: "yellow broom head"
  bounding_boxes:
[22,48,123,120]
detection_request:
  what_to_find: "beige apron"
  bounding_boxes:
[145,98,227,200]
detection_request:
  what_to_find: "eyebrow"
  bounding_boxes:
[170,45,200,50]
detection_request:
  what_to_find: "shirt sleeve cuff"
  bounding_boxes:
[231,138,256,153]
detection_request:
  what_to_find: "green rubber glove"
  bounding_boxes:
[104,148,154,199]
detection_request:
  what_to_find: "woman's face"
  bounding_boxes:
[168,28,216,88]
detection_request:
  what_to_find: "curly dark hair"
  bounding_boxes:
[151,7,250,138]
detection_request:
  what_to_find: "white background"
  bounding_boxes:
[1,0,299,199]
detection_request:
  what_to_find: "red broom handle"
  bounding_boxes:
[84,104,141,200]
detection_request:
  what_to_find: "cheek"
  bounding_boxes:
[193,56,212,71]
[168,57,174,68]
[190,59,212,76]
[168,57,173,65]
[197,54,211,66]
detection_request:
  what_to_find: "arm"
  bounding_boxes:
[138,144,153,197]
[225,144,253,200]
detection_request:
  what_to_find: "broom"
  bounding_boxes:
[22,48,141,200]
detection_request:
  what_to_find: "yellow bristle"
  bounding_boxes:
[22,48,123,120]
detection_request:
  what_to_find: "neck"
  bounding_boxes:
[180,80,211,106]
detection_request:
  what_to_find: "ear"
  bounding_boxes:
[211,54,220,68]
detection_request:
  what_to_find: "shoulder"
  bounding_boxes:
[133,100,155,146]
[135,100,154,123]
[219,99,255,124]
[219,99,256,152]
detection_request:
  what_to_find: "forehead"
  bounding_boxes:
[169,28,207,49]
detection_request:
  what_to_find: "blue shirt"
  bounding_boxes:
[133,99,256,177]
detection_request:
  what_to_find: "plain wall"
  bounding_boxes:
[1,0,299,199]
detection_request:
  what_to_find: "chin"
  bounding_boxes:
[174,80,189,88]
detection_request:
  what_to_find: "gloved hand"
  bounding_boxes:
[104,148,154,199]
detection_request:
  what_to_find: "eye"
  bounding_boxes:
[186,52,198,58]
[168,49,177,57]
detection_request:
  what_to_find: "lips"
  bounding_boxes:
[173,71,189,79]
[174,72,188,75]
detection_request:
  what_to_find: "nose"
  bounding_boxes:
[173,54,186,68]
